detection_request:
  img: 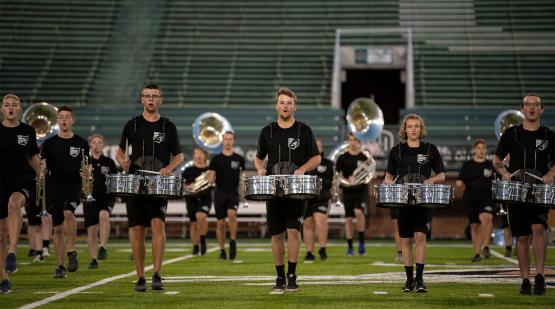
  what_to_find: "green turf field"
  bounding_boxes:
[2,239,554,308]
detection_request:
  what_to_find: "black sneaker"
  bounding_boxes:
[97,247,107,260]
[0,279,11,293]
[67,251,78,272]
[533,274,546,295]
[471,254,482,262]
[402,279,414,292]
[134,277,146,292]
[88,259,98,269]
[229,240,237,260]
[483,247,491,259]
[192,245,200,256]
[152,272,164,290]
[504,249,512,258]
[54,265,67,278]
[27,249,36,257]
[304,252,315,261]
[200,238,207,256]
[519,279,532,295]
[5,253,17,273]
[272,276,286,292]
[219,250,228,260]
[319,248,327,260]
[286,274,298,291]
[415,279,428,293]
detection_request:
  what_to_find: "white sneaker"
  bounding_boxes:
[33,254,44,263]
[42,247,50,257]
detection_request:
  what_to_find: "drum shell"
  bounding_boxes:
[374,184,408,208]
[105,174,143,197]
[282,175,321,200]
[244,176,277,201]
[532,184,555,208]
[415,184,453,209]
[144,175,183,199]
[492,180,529,204]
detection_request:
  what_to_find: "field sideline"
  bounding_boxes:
[2,240,554,308]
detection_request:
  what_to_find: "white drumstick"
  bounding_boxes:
[137,169,161,175]
[510,170,520,178]
[524,171,545,183]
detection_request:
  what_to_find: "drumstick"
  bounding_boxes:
[524,171,545,183]
[392,175,400,184]
[123,138,129,175]
[510,170,520,179]
[137,169,161,175]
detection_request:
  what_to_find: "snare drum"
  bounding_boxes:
[144,175,183,199]
[282,175,321,199]
[374,184,409,208]
[105,174,143,197]
[244,175,278,201]
[532,184,555,208]
[415,184,453,209]
[492,180,530,204]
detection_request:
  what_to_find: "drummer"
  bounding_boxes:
[116,84,184,292]
[382,113,446,293]
[254,87,320,292]
[83,133,117,269]
[492,93,555,295]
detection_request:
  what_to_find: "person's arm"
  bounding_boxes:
[424,172,445,184]
[383,172,395,184]
[255,157,266,176]
[207,170,216,183]
[542,166,555,184]
[29,154,41,174]
[116,147,130,173]
[294,154,321,175]
[493,155,511,180]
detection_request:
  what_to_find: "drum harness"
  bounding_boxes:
[396,141,431,184]
[513,125,548,184]
[132,116,167,173]
[269,121,304,175]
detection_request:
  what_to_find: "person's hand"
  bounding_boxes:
[159,167,172,176]
[501,171,512,181]
[423,178,434,185]
[542,174,554,184]
[293,168,306,176]
[257,168,266,176]
[382,179,393,185]
[120,159,130,173]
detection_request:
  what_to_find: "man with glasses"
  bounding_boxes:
[116,84,184,292]
[493,93,554,295]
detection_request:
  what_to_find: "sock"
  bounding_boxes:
[506,245,512,251]
[319,247,326,254]
[306,251,313,256]
[484,246,489,250]
[347,239,353,249]
[358,232,365,243]
[193,245,199,252]
[276,265,285,278]
[416,263,425,280]
[220,249,226,254]
[397,251,402,255]
[43,240,50,248]
[405,266,414,281]
[201,235,206,245]
[287,261,297,275]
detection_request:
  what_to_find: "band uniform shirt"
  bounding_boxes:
[118,115,182,173]
[41,135,89,184]
[336,152,368,192]
[256,121,319,175]
[0,122,39,176]
[208,152,245,192]
[496,124,555,177]
[310,157,334,192]
[91,155,118,199]
[386,142,445,183]
[458,159,495,202]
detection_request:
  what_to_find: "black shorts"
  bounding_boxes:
[465,197,494,224]
[214,189,238,220]
[25,204,42,226]
[267,197,306,235]
[126,195,167,227]
[83,194,114,228]
[1,173,35,220]
[342,189,368,218]
[304,191,330,218]
[507,203,549,237]
[46,182,81,227]
[398,207,433,238]
[185,194,212,222]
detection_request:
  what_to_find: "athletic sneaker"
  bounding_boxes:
[471,254,482,262]
[67,251,78,272]
[134,277,146,292]
[27,249,36,257]
[97,247,107,260]
[504,249,512,258]
[273,276,286,292]
[229,240,237,260]
[152,272,164,290]
[347,247,354,256]
[402,279,414,292]
[415,279,428,293]
[304,252,315,261]
[358,242,366,255]
[33,253,44,263]
[192,245,200,256]
[394,252,403,263]
[0,279,11,293]
[88,259,98,269]
[483,247,491,259]
[200,238,207,256]
[286,274,298,291]
[533,274,546,295]
[42,247,51,257]
[54,265,67,278]
[319,247,327,260]
[219,250,228,260]
[519,279,532,295]
[5,253,17,273]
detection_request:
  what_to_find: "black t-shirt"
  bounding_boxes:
[496,124,555,177]
[91,155,118,195]
[41,134,89,184]
[386,142,445,183]
[0,122,39,175]
[183,165,211,199]
[208,152,245,191]
[118,115,182,173]
[310,157,334,191]
[336,151,369,191]
[256,121,319,175]
[458,159,495,200]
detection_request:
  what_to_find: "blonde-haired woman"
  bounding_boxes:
[383,114,446,293]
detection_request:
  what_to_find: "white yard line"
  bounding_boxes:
[490,249,519,265]
[18,246,220,309]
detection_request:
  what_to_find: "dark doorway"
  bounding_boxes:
[341,69,405,124]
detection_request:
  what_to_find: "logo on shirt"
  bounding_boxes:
[231,160,240,170]
[317,165,327,173]
[483,169,492,178]
[417,154,428,164]
[536,139,548,151]
[288,138,300,150]
[153,132,165,143]
[101,166,110,175]
[17,135,29,146]
[69,147,81,157]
